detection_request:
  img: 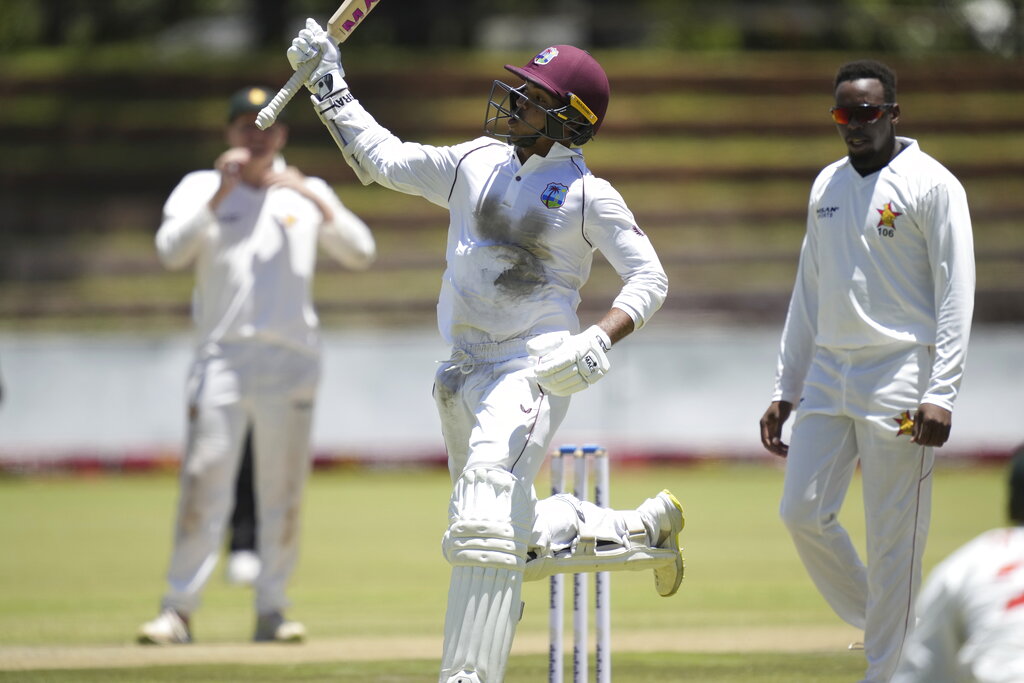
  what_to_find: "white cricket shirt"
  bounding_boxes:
[892,527,1024,683]
[155,157,375,356]
[326,99,668,346]
[774,137,975,411]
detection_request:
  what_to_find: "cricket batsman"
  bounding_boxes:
[282,19,686,683]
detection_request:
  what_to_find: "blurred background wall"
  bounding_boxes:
[0,0,1021,467]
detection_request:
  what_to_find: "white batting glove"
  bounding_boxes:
[287,18,347,101]
[528,326,611,396]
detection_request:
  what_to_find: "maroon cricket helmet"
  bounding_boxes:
[505,45,610,137]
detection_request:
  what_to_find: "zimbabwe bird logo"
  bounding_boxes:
[876,202,902,229]
[893,410,915,437]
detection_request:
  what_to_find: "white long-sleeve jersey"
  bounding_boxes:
[155,157,376,357]
[891,527,1024,683]
[773,137,975,411]
[316,95,667,346]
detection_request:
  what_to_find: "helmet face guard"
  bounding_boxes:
[484,80,597,148]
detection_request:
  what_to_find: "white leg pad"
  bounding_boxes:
[439,467,533,683]
[442,467,533,568]
[439,565,521,683]
[524,507,676,582]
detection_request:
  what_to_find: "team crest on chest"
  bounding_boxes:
[274,214,298,230]
[876,202,902,229]
[540,182,569,209]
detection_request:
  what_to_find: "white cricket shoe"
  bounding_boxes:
[137,608,191,645]
[225,550,261,585]
[445,672,482,683]
[638,489,686,597]
[254,612,306,643]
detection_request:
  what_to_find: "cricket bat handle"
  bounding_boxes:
[255,60,317,130]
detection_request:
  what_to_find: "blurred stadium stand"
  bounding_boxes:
[1,1,1022,329]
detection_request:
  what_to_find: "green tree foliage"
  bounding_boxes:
[0,0,1018,54]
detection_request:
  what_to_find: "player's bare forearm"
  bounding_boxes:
[596,307,635,346]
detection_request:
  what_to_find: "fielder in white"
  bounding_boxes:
[284,20,685,683]
[892,445,1024,683]
[138,86,376,645]
[759,60,975,682]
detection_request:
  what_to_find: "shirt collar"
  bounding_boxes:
[887,136,918,173]
[840,136,918,178]
[514,141,583,169]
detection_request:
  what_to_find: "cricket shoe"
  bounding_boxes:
[444,672,482,683]
[225,550,261,586]
[137,608,191,645]
[638,489,685,597]
[254,612,306,643]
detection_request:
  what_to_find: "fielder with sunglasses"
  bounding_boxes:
[283,20,683,683]
[760,60,975,682]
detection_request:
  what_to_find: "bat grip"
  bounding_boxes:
[255,60,317,130]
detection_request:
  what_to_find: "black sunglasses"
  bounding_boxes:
[830,103,896,125]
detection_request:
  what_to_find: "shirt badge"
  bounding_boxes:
[274,214,298,229]
[876,202,902,229]
[540,182,569,209]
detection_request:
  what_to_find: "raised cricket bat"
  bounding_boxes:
[255,0,381,130]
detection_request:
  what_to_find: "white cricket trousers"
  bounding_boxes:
[434,340,651,683]
[162,342,320,616]
[780,342,935,683]
[433,340,646,556]
[434,340,569,485]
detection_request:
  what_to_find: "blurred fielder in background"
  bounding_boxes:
[284,20,685,683]
[138,86,376,645]
[892,443,1024,683]
[759,59,975,682]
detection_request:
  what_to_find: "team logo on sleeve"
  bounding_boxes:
[540,182,569,209]
[893,410,915,437]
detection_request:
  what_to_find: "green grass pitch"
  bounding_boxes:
[0,461,1008,681]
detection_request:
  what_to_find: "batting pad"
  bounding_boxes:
[439,467,533,682]
[442,467,533,569]
[439,565,522,683]
[523,509,677,581]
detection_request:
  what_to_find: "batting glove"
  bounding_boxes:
[528,325,611,396]
[287,18,347,101]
